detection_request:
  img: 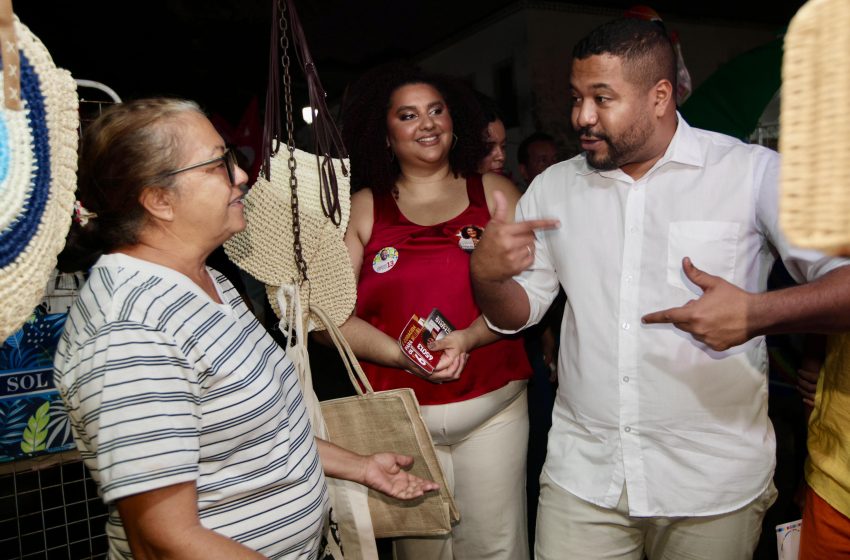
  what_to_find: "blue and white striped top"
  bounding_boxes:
[54,253,328,559]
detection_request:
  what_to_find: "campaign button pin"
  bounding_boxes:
[457,224,484,252]
[373,247,399,273]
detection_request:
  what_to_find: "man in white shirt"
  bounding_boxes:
[471,18,850,560]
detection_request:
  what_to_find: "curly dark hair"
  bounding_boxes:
[573,18,676,94]
[341,62,489,194]
[474,90,502,125]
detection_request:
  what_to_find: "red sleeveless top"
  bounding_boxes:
[356,174,531,405]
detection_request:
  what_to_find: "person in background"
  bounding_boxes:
[799,333,850,559]
[54,98,437,560]
[514,130,563,554]
[339,63,533,560]
[471,18,850,560]
[517,132,558,192]
[476,91,509,178]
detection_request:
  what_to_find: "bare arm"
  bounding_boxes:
[334,290,471,381]
[117,482,265,560]
[419,175,524,358]
[328,188,466,380]
[797,334,826,412]
[481,171,522,216]
[471,190,559,330]
[316,438,439,499]
[316,189,409,369]
[425,315,501,374]
[471,276,533,331]
[642,258,850,351]
[337,314,410,370]
[432,315,502,350]
[749,265,850,335]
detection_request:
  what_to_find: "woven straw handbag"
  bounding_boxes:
[223,145,356,331]
[780,0,850,255]
[225,0,458,555]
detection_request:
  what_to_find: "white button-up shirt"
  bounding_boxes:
[493,117,848,516]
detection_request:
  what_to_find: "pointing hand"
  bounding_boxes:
[641,257,754,351]
[471,190,559,283]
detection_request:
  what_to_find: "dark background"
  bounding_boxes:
[5,3,811,559]
[17,0,805,125]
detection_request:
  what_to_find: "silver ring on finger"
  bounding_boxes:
[526,244,533,258]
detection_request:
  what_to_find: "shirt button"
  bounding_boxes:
[623,376,629,383]
[622,322,630,330]
[629,226,638,233]
[625,274,633,282]
[624,426,632,433]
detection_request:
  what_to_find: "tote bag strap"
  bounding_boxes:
[311,304,374,396]
[276,288,380,560]
[274,284,330,437]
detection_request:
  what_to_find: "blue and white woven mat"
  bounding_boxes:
[0,14,78,341]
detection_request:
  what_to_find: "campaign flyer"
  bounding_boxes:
[398,308,455,375]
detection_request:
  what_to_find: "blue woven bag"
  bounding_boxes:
[0,3,78,341]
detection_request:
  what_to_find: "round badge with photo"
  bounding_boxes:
[372,246,399,273]
[457,224,484,252]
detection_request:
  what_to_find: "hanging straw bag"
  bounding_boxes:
[224,0,458,555]
[0,0,78,341]
[780,0,850,255]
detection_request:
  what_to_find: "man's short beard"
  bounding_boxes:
[584,138,621,170]
[578,114,653,171]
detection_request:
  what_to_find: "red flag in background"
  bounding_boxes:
[210,96,263,185]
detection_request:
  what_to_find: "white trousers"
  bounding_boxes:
[535,471,777,560]
[394,381,530,560]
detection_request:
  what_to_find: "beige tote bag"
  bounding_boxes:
[314,305,461,538]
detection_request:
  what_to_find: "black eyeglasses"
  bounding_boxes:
[163,148,237,186]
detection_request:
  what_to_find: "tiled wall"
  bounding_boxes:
[0,452,107,559]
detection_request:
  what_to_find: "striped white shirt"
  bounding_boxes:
[54,253,328,559]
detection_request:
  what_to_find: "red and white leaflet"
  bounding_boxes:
[398,308,455,377]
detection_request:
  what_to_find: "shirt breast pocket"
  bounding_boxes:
[667,221,740,293]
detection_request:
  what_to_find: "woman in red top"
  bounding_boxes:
[339,64,533,559]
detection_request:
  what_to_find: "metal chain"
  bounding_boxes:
[279,0,308,284]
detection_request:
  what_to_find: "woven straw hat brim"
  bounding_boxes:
[224,147,356,330]
[0,17,78,341]
[780,0,850,255]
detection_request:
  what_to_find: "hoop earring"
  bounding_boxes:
[452,133,458,150]
[388,148,395,162]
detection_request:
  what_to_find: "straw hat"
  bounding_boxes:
[224,147,356,331]
[0,14,78,341]
[780,0,850,255]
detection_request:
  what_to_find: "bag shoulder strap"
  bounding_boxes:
[311,304,374,396]
[262,0,347,225]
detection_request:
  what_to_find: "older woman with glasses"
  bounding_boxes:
[54,98,437,560]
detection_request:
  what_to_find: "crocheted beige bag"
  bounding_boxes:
[0,2,78,341]
[780,0,850,255]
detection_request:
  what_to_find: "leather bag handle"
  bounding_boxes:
[262,0,347,225]
[311,304,375,396]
